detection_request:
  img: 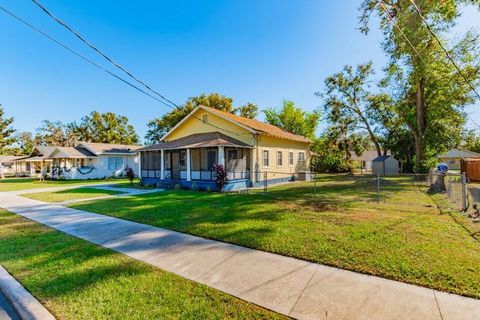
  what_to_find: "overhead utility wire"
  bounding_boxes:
[31,0,178,109]
[0,5,172,109]
[409,0,480,101]
[378,0,480,130]
[0,5,250,138]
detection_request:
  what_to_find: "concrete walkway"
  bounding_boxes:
[0,193,479,320]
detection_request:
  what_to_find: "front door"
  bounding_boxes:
[172,151,180,180]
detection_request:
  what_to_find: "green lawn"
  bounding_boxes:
[0,210,283,320]
[22,187,123,203]
[0,178,126,192]
[70,174,480,298]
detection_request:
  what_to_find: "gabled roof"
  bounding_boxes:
[49,147,96,159]
[202,106,311,143]
[31,146,57,158]
[373,155,396,162]
[77,142,143,155]
[162,105,311,144]
[140,132,252,151]
[437,149,480,159]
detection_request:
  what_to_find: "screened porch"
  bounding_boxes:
[139,132,253,184]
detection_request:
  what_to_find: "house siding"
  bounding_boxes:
[144,107,311,188]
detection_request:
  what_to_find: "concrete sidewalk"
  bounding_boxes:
[0,193,479,320]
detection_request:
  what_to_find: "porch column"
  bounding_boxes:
[186,148,191,181]
[160,150,164,180]
[218,146,225,167]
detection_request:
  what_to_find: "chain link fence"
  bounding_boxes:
[254,171,468,211]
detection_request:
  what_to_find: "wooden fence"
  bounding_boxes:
[461,158,480,181]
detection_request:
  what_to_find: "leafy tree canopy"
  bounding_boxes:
[359,0,480,171]
[0,105,15,154]
[71,111,139,145]
[263,100,320,140]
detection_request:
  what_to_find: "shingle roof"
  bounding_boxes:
[0,156,26,163]
[140,132,252,151]
[437,149,480,159]
[201,106,311,143]
[49,147,96,159]
[32,146,57,158]
[78,142,143,154]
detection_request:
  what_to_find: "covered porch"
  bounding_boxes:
[140,132,253,191]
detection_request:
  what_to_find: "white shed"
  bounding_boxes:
[372,155,399,176]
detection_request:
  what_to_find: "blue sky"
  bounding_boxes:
[0,1,479,141]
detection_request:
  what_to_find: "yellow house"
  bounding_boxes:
[138,106,312,190]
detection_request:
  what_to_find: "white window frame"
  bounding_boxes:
[299,152,305,162]
[108,156,124,170]
[289,151,294,166]
[263,150,269,168]
[277,151,283,167]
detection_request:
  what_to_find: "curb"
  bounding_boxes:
[0,266,55,320]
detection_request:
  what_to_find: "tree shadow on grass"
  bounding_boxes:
[0,214,148,299]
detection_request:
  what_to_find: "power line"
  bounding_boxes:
[31,0,178,109]
[0,5,251,138]
[378,0,480,130]
[378,1,425,63]
[0,5,172,109]
[409,0,480,101]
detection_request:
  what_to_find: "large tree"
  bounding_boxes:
[0,105,15,154]
[360,0,480,171]
[145,93,259,144]
[36,120,76,147]
[263,100,320,140]
[72,111,139,145]
[319,62,386,156]
[236,102,258,119]
[15,131,40,155]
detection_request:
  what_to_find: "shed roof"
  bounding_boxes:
[437,149,480,159]
[140,132,252,151]
[373,155,395,162]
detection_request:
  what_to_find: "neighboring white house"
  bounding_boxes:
[15,142,141,179]
[372,155,400,176]
[437,149,480,170]
[0,156,27,177]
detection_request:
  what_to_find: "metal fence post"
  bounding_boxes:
[377,173,380,203]
[461,172,467,211]
[447,176,451,198]
[263,171,267,193]
[314,174,317,198]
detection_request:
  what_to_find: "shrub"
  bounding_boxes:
[173,183,182,190]
[125,167,135,185]
[213,164,227,192]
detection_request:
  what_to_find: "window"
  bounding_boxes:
[299,152,305,162]
[108,157,124,170]
[179,150,186,167]
[277,151,283,167]
[228,149,238,160]
[289,152,294,166]
[263,150,269,167]
[202,113,208,123]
